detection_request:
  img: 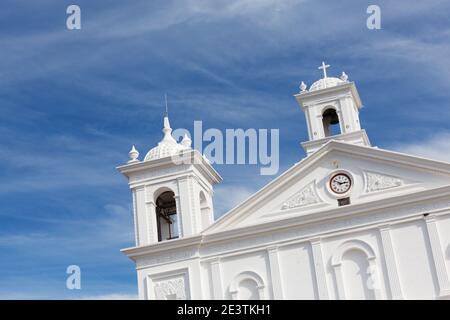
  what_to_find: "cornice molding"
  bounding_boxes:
[203,184,450,244]
[122,185,450,265]
[294,82,362,109]
[122,234,202,259]
[117,149,222,185]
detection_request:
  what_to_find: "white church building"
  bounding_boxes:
[118,63,450,300]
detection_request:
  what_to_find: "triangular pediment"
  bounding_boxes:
[205,141,450,234]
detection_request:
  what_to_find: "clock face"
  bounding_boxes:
[330,173,352,194]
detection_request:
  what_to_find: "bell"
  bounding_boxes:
[323,109,339,125]
[330,112,339,125]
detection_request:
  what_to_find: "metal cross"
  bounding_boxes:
[318,61,330,79]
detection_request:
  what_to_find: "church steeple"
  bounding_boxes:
[294,62,371,155]
[117,96,222,247]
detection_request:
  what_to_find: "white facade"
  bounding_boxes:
[118,64,450,300]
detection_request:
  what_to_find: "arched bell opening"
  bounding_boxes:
[322,108,341,137]
[155,191,179,241]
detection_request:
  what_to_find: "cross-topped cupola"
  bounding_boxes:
[294,62,371,155]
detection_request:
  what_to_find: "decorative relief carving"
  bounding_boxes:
[153,276,187,300]
[365,172,403,193]
[281,182,321,210]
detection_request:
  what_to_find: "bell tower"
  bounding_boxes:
[294,62,371,155]
[117,113,222,247]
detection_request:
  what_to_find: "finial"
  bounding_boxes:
[164,93,168,116]
[161,97,176,143]
[340,71,349,82]
[318,61,330,79]
[181,133,192,148]
[299,81,307,93]
[128,145,140,163]
[163,93,171,132]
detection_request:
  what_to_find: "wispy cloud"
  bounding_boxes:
[391,132,450,163]
[0,202,135,299]
[0,135,127,193]
[0,203,134,255]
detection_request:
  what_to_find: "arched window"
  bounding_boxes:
[322,108,340,137]
[331,240,382,300]
[237,279,260,300]
[199,191,211,229]
[341,249,375,299]
[229,271,265,300]
[155,191,179,241]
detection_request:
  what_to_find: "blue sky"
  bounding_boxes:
[1,0,450,299]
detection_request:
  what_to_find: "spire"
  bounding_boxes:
[162,114,176,143]
[142,94,192,161]
[162,94,176,143]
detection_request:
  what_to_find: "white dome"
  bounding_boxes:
[144,140,188,161]
[309,77,344,91]
[144,115,191,161]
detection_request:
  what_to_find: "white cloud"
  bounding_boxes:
[392,132,450,163]
[0,203,134,254]
[0,129,137,193]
